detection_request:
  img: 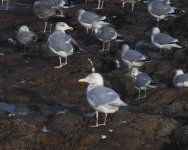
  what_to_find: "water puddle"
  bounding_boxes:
[135,40,151,48]
[83,111,96,118]
[0,102,15,114]
[0,3,31,10]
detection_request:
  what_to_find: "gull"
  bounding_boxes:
[147,0,177,26]
[77,9,106,33]
[33,1,65,33]
[130,67,156,99]
[121,44,150,73]
[48,22,82,68]
[173,70,188,87]
[151,27,182,54]
[92,21,119,51]
[78,73,127,127]
[16,25,38,54]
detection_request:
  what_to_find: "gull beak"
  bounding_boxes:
[78,78,86,83]
[68,26,73,30]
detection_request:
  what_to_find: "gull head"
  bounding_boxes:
[130,67,139,77]
[19,25,30,32]
[78,73,104,86]
[152,27,160,34]
[175,69,184,76]
[121,44,129,54]
[55,22,73,32]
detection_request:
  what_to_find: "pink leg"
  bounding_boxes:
[94,0,102,9]
[90,111,99,127]
[90,112,108,127]
[103,113,108,125]
[98,0,101,9]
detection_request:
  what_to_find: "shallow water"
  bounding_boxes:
[0,2,31,10]
[0,102,15,114]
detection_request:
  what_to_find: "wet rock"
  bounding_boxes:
[0,0,187,149]
[48,113,85,136]
[171,125,188,149]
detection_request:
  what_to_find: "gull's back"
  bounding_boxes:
[154,33,177,45]
[33,1,56,20]
[87,86,126,108]
[96,25,117,42]
[48,31,74,53]
[17,30,37,45]
[134,73,152,88]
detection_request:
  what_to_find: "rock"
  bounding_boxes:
[171,125,188,149]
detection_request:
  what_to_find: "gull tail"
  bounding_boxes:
[54,9,65,18]
[145,57,151,62]
[136,57,151,62]
[115,33,126,42]
[171,44,182,48]
[71,42,86,53]
[60,1,75,9]
[169,9,184,17]
[99,16,107,21]
[147,85,156,89]
[32,34,38,42]
[8,38,17,45]
[111,100,128,107]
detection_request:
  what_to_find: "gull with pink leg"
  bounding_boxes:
[78,73,127,127]
[48,22,83,68]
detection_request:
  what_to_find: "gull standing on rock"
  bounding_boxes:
[79,73,127,127]
[147,0,177,26]
[48,22,82,68]
[33,1,73,33]
[16,25,38,54]
[151,27,182,55]
[130,67,156,99]
[77,9,106,34]
[92,21,120,51]
[173,70,188,87]
[121,44,150,73]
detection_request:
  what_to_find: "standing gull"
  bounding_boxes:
[151,27,182,54]
[33,1,65,33]
[130,67,156,99]
[173,70,188,87]
[121,44,150,73]
[77,9,106,33]
[78,73,127,127]
[48,22,82,68]
[92,21,119,51]
[147,0,177,26]
[16,25,38,54]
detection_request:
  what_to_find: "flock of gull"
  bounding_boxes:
[2,0,188,127]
